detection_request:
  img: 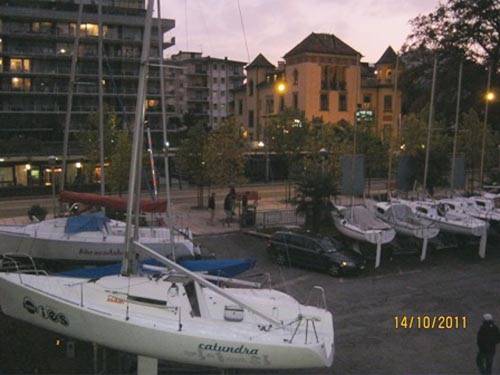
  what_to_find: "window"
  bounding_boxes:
[363,95,371,104]
[11,77,31,91]
[10,59,30,72]
[339,94,347,112]
[32,22,52,34]
[213,64,218,70]
[320,94,329,111]
[221,77,226,84]
[279,96,285,112]
[293,92,298,109]
[221,91,226,97]
[384,95,392,112]
[213,77,218,84]
[265,98,274,114]
[293,69,298,85]
[213,103,218,110]
[80,23,99,37]
[56,23,70,35]
[248,110,254,128]
[248,80,254,96]
[238,99,243,115]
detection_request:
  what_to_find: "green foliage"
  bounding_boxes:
[106,131,132,195]
[400,109,452,190]
[177,121,247,187]
[294,167,338,233]
[79,108,120,184]
[457,109,498,182]
[204,120,247,187]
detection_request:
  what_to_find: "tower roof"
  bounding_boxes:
[284,32,360,59]
[376,46,398,65]
[246,53,275,70]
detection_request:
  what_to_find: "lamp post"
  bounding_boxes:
[479,64,494,187]
[48,155,57,218]
[319,147,328,176]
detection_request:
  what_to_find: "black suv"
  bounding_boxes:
[267,231,365,276]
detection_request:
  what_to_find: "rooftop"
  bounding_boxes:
[246,53,275,70]
[376,46,398,65]
[284,32,361,59]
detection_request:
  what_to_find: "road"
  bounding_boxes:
[0,180,389,219]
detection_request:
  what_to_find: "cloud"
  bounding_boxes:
[160,0,439,64]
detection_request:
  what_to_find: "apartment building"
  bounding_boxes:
[0,0,174,189]
[233,33,401,142]
[169,51,245,129]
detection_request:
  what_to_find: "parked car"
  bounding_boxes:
[267,230,366,276]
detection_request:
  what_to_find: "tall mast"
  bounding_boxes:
[122,0,155,275]
[61,1,84,193]
[97,0,106,200]
[156,0,175,259]
[386,53,399,198]
[450,59,463,191]
[349,57,360,211]
[422,55,437,194]
[479,64,492,187]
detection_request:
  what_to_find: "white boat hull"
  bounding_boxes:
[0,219,196,262]
[0,274,333,369]
[333,217,395,245]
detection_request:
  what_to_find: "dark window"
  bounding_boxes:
[248,80,254,96]
[293,92,298,109]
[238,100,243,115]
[293,69,298,85]
[279,96,285,112]
[363,95,371,104]
[320,94,329,111]
[339,94,347,111]
[384,95,392,112]
[248,110,254,128]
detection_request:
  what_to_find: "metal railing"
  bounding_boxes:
[255,209,303,229]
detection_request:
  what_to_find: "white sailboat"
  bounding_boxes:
[395,199,489,258]
[0,215,198,263]
[374,201,439,261]
[439,197,500,224]
[374,202,439,239]
[0,246,334,369]
[331,204,396,268]
[0,0,335,371]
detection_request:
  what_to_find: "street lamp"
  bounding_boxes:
[48,155,57,218]
[479,66,494,187]
[319,148,328,176]
[485,91,495,102]
[275,81,287,95]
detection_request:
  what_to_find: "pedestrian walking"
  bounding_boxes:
[208,193,216,225]
[223,192,233,227]
[477,313,500,375]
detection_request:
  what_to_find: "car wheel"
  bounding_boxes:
[328,264,340,277]
[275,253,287,266]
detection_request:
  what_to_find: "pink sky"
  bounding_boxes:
[160,0,440,64]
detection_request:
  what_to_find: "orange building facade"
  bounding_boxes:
[233,33,401,143]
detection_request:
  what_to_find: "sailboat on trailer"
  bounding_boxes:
[0,0,334,370]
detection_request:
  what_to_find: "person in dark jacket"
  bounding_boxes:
[477,314,500,375]
[208,193,216,225]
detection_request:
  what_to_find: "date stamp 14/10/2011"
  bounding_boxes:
[394,315,468,330]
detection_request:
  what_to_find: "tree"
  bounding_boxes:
[403,0,499,132]
[204,120,247,187]
[457,108,498,187]
[406,0,499,71]
[176,125,210,207]
[400,109,452,192]
[294,167,338,233]
[106,131,132,195]
[79,108,120,185]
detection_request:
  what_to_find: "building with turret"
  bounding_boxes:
[233,33,401,143]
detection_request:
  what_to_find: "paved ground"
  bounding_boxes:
[197,233,500,375]
[1,231,498,374]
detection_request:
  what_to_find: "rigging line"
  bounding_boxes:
[184,0,189,50]
[194,0,213,52]
[237,0,250,62]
